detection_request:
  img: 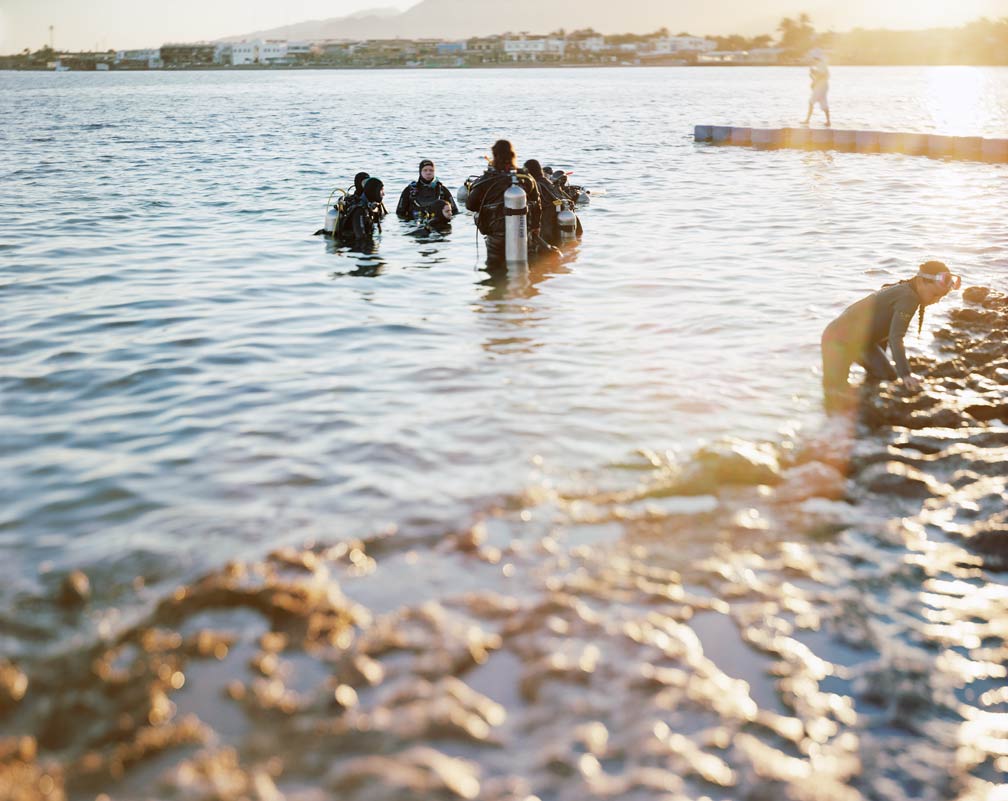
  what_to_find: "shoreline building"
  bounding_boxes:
[160,43,216,67]
[502,32,566,62]
[566,30,606,53]
[230,40,289,65]
[465,35,504,62]
[646,35,717,55]
[114,48,162,68]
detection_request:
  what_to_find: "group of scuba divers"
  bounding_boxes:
[316,143,967,415]
[316,139,587,267]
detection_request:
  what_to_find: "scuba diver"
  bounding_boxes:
[465,139,542,267]
[316,171,386,238]
[543,166,590,205]
[821,260,961,413]
[396,159,459,229]
[349,172,370,200]
[523,159,582,247]
[337,177,386,251]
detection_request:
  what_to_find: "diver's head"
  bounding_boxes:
[418,159,435,182]
[523,159,544,180]
[914,260,959,305]
[909,260,959,336]
[491,140,517,172]
[363,177,384,204]
[354,172,370,193]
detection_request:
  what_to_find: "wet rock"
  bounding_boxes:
[929,358,968,378]
[965,403,1007,423]
[0,660,29,713]
[948,469,983,489]
[857,462,939,499]
[159,747,282,801]
[962,286,989,304]
[269,547,320,574]
[359,676,505,744]
[793,420,856,473]
[847,445,896,473]
[981,290,1008,309]
[673,440,782,495]
[775,462,846,503]
[909,407,967,429]
[327,746,481,800]
[57,570,91,607]
[988,363,1008,384]
[454,522,486,553]
[964,512,1008,572]
[0,737,63,801]
[950,307,1001,327]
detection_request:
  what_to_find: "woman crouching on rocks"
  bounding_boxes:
[821,260,961,412]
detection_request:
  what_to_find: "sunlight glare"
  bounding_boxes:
[926,66,985,135]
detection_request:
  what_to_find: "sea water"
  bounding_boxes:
[1,67,1006,799]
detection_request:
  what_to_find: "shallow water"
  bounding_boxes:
[1,67,1007,799]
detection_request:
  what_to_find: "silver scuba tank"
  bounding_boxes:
[557,201,577,242]
[323,188,347,236]
[323,205,340,235]
[503,173,528,267]
[456,181,469,206]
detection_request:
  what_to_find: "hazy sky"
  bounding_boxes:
[0,0,420,52]
[2,0,1006,54]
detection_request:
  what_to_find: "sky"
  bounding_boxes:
[0,0,420,53]
[1,0,1006,54]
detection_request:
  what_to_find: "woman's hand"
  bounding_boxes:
[900,375,922,392]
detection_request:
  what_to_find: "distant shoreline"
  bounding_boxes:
[4,61,1007,72]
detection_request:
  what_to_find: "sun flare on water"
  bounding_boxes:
[925,66,986,135]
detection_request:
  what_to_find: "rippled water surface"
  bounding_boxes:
[3,67,1006,558]
[1,67,1007,800]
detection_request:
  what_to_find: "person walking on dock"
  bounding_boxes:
[802,51,831,127]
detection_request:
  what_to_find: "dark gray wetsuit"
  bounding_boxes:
[821,281,921,396]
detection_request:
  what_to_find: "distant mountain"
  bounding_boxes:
[223,0,1008,43]
[222,0,837,42]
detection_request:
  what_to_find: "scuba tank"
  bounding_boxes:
[456,175,479,207]
[503,172,528,267]
[556,200,577,243]
[322,188,348,236]
[324,206,339,235]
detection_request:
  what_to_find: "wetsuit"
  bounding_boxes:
[533,176,583,246]
[396,178,459,221]
[338,178,385,251]
[821,281,921,399]
[465,168,541,265]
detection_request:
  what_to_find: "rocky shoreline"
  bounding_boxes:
[2,286,1004,801]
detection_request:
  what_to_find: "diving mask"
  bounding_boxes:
[917,270,961,291]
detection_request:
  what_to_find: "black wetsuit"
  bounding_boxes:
[533,176,583,246]
[338,180,386,251]
[821,280,921,399]
[396,179,458,220]
[465,168,541,265]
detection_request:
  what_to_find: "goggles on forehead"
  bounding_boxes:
[917,270,961,291]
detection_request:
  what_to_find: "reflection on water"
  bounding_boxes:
[477,253,576,303]
[927,66,985,135]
